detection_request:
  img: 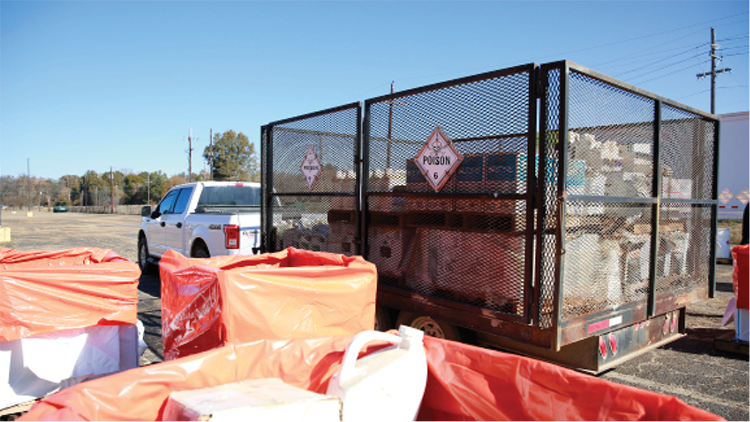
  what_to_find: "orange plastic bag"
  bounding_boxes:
[159,247,377,360]
[732,244,748,310]
[0,247,140,342]
[20,333,721,421]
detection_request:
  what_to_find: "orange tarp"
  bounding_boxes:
[160,248,378,360]
[0,247,139,342]
[20,333,722,421]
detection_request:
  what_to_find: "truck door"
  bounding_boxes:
[163,187,194,255]
[148,189,179,256]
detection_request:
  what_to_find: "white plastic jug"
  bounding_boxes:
[326,325,428,421]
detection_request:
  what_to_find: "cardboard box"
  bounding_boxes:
[567,171,606,215]
[661,177,693,219]
[162,378,342,421]
[405,196,454,212]
[562,234,600,308]
[621,143,653,174]
[456,154,485,193]
[328,222,357,256]
[455,198,484,213]
[621,235,651,302]
[486,152,522,194]
[368,227,414,278]
[409,230,524,309]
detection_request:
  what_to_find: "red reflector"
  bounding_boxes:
[732,206,739,209]
[235,183,244,187]
[599,337,608,359]
[608,333,618,356]
[223,224,240,249]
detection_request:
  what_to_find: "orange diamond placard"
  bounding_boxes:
[414,126,463,192]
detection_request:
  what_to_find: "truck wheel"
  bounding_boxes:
[395,311,461,341]
[138,236,154,274]
[192,242,210,258]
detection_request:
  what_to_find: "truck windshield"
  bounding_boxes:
[197,185,261,207]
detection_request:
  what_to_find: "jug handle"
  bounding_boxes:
[339,331,401,383]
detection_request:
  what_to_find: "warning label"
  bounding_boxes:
[414,126,463,192]
[300,145,322,190]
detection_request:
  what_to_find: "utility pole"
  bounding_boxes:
[385,82,407,168]
[27,159,31,211]
[110,167,115,214]
[147,173,151,204]
[697,27,731,114]
[209,128,214,181]
[186,126,198,183]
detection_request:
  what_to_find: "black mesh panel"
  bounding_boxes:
[365,68,533,318]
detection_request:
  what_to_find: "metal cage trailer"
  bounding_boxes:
[260,60,720,373]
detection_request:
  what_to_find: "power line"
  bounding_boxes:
[631,62,706,85]
[677,89,710,100]
[621,53,707,81]
[601,44,705,70]
[613,48,705,77]
[717,35,749,42]
[592,34,707,68]
[536,13,749,61]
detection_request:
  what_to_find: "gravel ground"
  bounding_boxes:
[1,210,747,420]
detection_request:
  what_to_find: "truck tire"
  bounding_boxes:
[192,241,210,258]
[395,311,461,341]
[138,236,155,274]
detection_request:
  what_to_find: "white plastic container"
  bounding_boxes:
[163,378,341,421]
[716,228,731,260]
[326,325,428,421]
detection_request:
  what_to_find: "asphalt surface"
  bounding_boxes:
[1,210,748,420]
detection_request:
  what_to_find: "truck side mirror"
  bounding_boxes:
[141,206,152,217]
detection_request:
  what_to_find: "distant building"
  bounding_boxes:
[718,111,749,220]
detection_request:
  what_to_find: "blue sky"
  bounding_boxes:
[1,0,748,180]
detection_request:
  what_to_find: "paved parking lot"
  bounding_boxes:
[1,210,747,420]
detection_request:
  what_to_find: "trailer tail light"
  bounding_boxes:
[223,224,240,249]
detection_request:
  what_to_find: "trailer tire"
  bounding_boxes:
[395,311,461,341]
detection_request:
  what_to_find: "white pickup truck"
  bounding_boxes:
[137,181,261,271]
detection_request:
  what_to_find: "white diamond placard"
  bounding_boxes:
[736,188,749,205]
[300,145,322,190]
[718,188,735,205]
[414,126,463,192]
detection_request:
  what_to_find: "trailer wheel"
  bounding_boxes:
[395,311,461,341]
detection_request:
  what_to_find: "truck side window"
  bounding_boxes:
[155,190,178,216]
[171,188,193,215]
